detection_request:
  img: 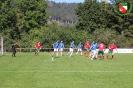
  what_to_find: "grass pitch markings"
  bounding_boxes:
[0,70,133,73]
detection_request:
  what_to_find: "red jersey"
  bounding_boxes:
[109,44,116,51]
[98,43,106,51]
[35,42,41,49]
[84,42,90,48]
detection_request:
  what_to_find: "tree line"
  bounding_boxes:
[0,0,133,51]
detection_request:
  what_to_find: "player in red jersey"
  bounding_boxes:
[106,43,118,60]
[97,42,106,60]
[35,42,41,55]
[83,41,90,57]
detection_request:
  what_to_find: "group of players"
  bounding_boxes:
[41,40,118,61]
[11,40,117,60]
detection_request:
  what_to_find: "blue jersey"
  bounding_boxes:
[91,43,98,50]
[70,42,74,48]
[53,42,59,49]
[78,43,82,49]
[91,42,94,47]
[59,43,64,48]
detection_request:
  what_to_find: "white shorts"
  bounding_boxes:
[77,48,82,52]
[96,49,99,53]
[91,50,96,55]
[54,48,58,52]
[59,48,63,52]
[69,48,74,52]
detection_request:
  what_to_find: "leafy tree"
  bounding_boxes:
[92,28,116,45]
[0,0,21,48]
[75,0,108,33]
[15,0,48,32]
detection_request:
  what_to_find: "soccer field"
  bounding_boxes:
[0,52,133,88]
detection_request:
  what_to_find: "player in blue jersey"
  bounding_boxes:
[51,40,59,61]
[76,42,83,55]
[59,41,64,56]
[67,41,75,57]
[90,41,98,60]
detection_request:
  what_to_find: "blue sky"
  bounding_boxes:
[52,0,84,3]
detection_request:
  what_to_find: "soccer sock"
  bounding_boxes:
[61,52,62,56]
[81,52,82,55]
[76,52,78,55]
[102,55,104,59]
[98,55,100,59]
[87,52,89,55]
[106,55,109,59]
[13,52,15,57]
[87,52,90,57]
[51,53,54,57]
[70,52,73,57]
[91,53,95,60]
[112,55,114,59]
[36,52,38,55]
[56,53,58,57]
[52,57,54,61]
[89,53,92,58]
[84,52,86,56]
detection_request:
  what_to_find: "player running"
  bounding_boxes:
[83,41,90,58]
[59,41,64,56]
[51,40,59,61]
[67,41,75,57]
[35,42,41,55]
[90,41,98,60]
[76,42,83,55]
[106,43,118,60]
[97,42,106,60]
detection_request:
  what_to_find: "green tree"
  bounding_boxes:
[92,28,116,45]
[15,0,48,32]
[75,0,108,33]
[0,0,20,48]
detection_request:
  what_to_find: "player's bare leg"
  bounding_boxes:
[106,55,109,60]
[97,55,100,60]
[112,55,114,60]
[102,55,104,59]
[81,51,82,55]
[70,51,72,57]
[83,51,87,56]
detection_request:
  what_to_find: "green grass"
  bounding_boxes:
[0,52,133,88]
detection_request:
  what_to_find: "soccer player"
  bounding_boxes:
[106,43,118,60]
[67,41,75,57]
[59,41,64,56]
[76,42,83,55]
[11,43,19,57]
[90,41,98,60]
[35,42,41,55]
[89,41,94,58]
[97,42,106,60]
[83,41,90,57]
[51,40,59,61]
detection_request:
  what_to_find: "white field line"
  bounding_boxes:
[0,70,133,73]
